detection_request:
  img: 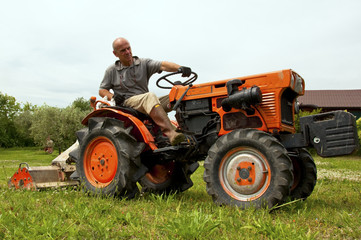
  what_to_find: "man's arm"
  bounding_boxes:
[160,61,192,77]
[159,61,181,72]
[99,89,113,101]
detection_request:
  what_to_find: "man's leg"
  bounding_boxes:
[149,104,185,146]
[124,93,185,145]
[123,93,158,114]
[159,95,172,113]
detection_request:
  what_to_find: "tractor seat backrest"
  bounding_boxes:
[107,106,149,121]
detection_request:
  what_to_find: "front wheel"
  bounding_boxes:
[203,129,293,209]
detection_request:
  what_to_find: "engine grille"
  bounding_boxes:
[259,92,276,118]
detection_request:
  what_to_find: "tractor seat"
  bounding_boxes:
[107,106,150,121]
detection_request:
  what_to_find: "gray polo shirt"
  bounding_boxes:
[100,56,162,99]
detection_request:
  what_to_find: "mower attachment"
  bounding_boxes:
[8,163,78,190]
[8,142,79,190]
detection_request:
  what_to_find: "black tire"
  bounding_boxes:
[290,148,317,200]
[203,129,293,209]
[70,117,145,199]
[139,161,199,194]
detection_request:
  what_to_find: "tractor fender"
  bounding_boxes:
[81,108,157,150]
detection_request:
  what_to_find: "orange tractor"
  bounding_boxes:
[9,69,359,209]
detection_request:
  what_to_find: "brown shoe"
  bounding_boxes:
[169,132,186,146]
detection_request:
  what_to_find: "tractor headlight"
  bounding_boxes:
[291,72,304,94]
[294,74,304,94]
[290,73,295,89]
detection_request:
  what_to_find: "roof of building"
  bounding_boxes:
[298,89,361,108]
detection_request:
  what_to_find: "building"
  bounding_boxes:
[298,89,361,119]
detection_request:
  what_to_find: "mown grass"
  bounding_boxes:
[0,147,360,239]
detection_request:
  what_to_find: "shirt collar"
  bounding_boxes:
[115,56,140,70]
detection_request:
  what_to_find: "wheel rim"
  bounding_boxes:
[145,162,175,184]
[83,136,118,188]
[219,147,271,201]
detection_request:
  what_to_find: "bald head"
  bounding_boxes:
[112,37,129,50]
[112,37,133,66]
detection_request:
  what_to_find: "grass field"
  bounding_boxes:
[0,147,360,239]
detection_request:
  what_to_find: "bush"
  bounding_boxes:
[294,109,322,132]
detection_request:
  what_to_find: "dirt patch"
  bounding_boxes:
[317,169,361,182]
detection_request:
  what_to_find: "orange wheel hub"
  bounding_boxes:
[145,162,175,184]
[219,147,271,201]
[84,136,118,188]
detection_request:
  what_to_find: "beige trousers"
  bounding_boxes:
[124,93,172,114]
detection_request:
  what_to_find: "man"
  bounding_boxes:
[99,37,191,146]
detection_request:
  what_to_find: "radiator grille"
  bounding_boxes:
[260,92,276,117]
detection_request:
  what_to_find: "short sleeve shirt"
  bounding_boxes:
[99,56,162,99]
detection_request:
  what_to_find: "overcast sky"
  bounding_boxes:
[1,0,361,108]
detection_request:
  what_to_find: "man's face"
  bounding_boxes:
[113,40,133,66]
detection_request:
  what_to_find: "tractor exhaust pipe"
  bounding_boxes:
[221,79,262,112]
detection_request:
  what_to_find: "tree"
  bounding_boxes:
[0,92,20,119]
[13,102,37,146]
[29,103,90,150]
[72,97,93,112]
[58,106,86,149]
[0,93,92,149]
[29,105,61,149]
[0,92,21,147]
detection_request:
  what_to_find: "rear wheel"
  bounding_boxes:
[203,129,293,209]
[139,161,199,194]
[290,148,317,200]
[71,117,145,198]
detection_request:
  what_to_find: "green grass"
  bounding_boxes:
[0,148,360,239]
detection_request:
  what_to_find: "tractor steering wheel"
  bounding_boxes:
[156,71,198,89]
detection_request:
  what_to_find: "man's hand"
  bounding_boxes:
[113,93,125,106]
[178,66,192,77]
[99,89,113,101]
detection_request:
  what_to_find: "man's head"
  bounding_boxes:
[113,37,133,66]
